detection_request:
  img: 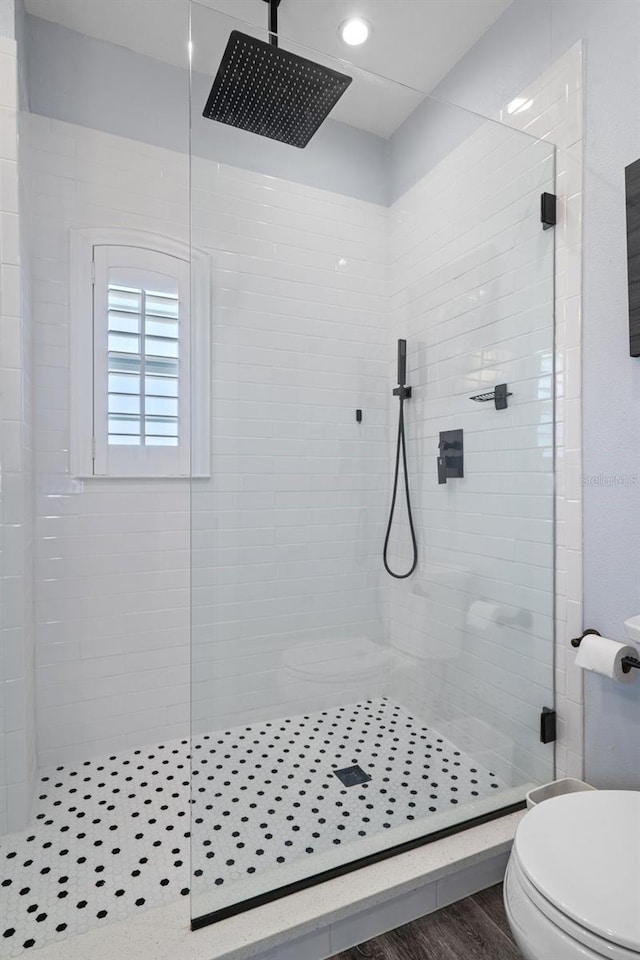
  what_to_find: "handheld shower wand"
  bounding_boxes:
[383,340,418,579]
[397,337,407,387]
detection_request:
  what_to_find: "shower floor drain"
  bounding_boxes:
[334,765,371,787]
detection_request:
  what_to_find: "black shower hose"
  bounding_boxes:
[383,393,418,579]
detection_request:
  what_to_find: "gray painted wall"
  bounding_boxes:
[0,0,14,38]
[25,14,389,205]
[15,0,29,110]
[412,0,640,788]
[389,95,485,203]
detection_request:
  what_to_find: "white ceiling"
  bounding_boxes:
[24,0,512,137]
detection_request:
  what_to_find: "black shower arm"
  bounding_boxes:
[263,0,281,47]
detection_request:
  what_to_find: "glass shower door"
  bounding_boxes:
[189,0,555,927]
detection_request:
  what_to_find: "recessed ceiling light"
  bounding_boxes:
[339,17,370,46]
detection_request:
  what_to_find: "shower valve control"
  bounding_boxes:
[438,429,464,484]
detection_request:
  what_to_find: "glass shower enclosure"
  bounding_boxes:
[188,1,556,928]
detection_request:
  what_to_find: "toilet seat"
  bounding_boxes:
[511,791,640,956]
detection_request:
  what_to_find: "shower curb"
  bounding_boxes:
[30,809,525,960]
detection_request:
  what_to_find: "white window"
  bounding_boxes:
[71,230,210,478]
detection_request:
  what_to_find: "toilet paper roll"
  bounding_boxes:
[574,633,638,683]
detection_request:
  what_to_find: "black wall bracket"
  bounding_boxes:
[541,192,557,230]
[540,707,557,744]
[392,385,412,399]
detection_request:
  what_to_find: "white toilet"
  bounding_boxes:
[504,790,640,960]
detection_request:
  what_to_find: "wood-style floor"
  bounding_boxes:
[332,883,523,960]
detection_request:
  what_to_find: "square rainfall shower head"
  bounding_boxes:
[203,31,353,149]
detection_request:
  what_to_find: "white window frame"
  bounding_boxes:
[70,229,211,478]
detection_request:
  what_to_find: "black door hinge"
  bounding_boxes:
[540,707,557,744]
[541,192,557,230]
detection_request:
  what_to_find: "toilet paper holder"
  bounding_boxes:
[571,629,640,673]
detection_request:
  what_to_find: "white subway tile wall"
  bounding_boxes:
[0,36,36,835]
[386,120,556,788]
[24,114,390,765]
[24,114,192,768]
